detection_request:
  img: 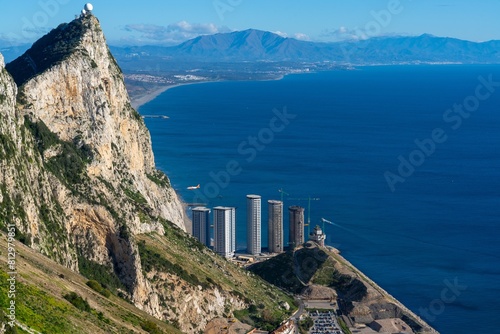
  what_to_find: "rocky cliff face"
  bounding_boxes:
[1,15,297,333]
[8,15,185,234]
[2,14,187,317]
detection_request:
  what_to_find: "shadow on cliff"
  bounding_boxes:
[249,243,368,305]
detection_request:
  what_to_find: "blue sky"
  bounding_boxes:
[1,1,499,46]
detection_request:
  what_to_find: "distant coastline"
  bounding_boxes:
[130,74,287,111]
[130,85,172,110]
[131,81,223,110]
[131,83,192,110]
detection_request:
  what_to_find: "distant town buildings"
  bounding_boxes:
[247,195,262,255]
[192,207,211,247]
[268,200,284,254]
[289,206,305,249]
[213,207,236,258]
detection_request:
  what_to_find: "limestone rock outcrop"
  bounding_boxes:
[2,15,185,315]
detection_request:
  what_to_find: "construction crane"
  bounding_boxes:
[278,188,289,202]
[288,196,320,236]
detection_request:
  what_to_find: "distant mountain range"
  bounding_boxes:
[4,29,500,66]
[108,29,500,65]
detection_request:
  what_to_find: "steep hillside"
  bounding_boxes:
[135,222,295,332]
[250,243,438,334]
[0,231,182,334]
[1,14,296,333]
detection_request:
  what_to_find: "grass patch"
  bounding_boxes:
[0,270,79,333]
[141,320,163,334]
[311,257,337,286]
[233,304,283,332]
[338,317,352,334]
[248,250,304,294]
[233,309,253,326]
[138,240,206,288]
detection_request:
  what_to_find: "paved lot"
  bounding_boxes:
[308,310,342,334]
[303,300,336,310]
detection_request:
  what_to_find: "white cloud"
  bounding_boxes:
[273,31,288,38]
[320,26,364,42]
[294,33,311,41]
[123,21,231,45]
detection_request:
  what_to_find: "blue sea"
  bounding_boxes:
[140,65,500,334]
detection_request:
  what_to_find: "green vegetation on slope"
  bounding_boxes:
[63,292,92,312]
[0,185,28,239]
[249,246,330,294]
[146,171,171,188]
[248,250,304,293]
[0,270,84,333]
[299,316,314,334]
[233,304,286,332]
[311,253,367,303]
[338,317,352,334]
[86,280,112,298]
[0,133,15,160]
[0,234,183,334]
[77,255,126,295]
[138,219,297,331]
[138,239,208,288]
[24,117,92,188]
[250,245,369,305]
[6,17,89,86]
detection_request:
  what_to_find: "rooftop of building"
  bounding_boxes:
[192,207,211,212]
[246,194,262,199]
[213,206,236,210]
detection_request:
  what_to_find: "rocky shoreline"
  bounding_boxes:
[249,243,439,334]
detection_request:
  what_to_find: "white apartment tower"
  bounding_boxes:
[213,207,236,258]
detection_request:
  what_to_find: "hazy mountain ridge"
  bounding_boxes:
[110,29,500,64]
[4,30,500,65]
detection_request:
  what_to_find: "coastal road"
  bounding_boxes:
[291,297,306,333]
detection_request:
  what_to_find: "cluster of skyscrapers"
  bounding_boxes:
[191,195,307,258]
